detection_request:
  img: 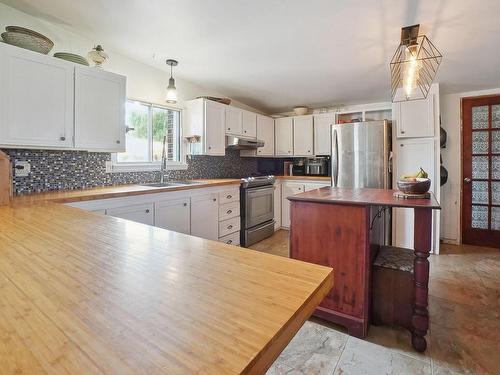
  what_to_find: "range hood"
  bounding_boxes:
[225,136,265,150]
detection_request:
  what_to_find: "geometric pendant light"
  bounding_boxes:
[390,24,442,102]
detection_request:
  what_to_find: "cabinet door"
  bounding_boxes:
[155,198,190,235]
[293,115,314,156]
[242,110,257,138]
[107,203,154,225]
[0,44,73,148]
[393,138,436,249]
[275,117,293,156]
[314,115,334,155]
[281,183,304,228]
[204,100,226,155]
[394,95,434,138]
[256,115,275,156]
[225,106,243,135]
[191,193,219,240]
[74,67,126,151]
[274,183,281,230]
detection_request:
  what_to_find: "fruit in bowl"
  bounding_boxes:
[397,168,431,194]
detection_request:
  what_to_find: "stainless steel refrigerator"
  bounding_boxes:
[331,120,392,243]
[331,120,392,189]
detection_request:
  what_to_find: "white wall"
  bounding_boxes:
[0,3,261,112]
[440,87,500,243]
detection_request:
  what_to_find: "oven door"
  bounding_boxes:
[244,185,274,229]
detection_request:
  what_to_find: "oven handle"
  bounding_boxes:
[244,185,275,194]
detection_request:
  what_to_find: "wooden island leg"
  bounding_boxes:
[411,208,432,352]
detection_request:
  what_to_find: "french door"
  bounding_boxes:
[462,96,500,247]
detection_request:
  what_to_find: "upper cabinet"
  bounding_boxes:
[0,43,74,148]
[225,106,243,135]
[242,110,257,138]
[184,98,226,156]
[0,43,126,151]
[393,85,437,138]
[314,114,334,155]
[275,117,293,156]
[293,115,314,156]
[256,115,274,156]
[74,67,126,151]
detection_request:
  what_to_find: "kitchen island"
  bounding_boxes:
[0,194,333,374]
[288,187,440,352]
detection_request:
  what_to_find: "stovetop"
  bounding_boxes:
[240,175,275,188]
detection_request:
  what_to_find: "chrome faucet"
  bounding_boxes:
[160,135,167,183]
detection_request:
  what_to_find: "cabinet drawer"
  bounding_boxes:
[219,188,239,204]
[218,216,241,237]
[219,201,240,221]
[219,232,240,246]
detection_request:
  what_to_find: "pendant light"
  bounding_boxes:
[390,24,442,102]
[165,59,178,104]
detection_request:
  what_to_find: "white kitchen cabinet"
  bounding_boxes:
[393,85,437,139]
[281,182,305,228]
[393,137,436,249]
[155,198,190,235]
[184,98,226,156]
[240,114,275,157]
[225,106,243,135]
[274,182,281,230]
[256,115,275,156]
[0,43,74,148]
[107,203,154,225]
[242,110,257,138]
[191,193,219,240]
[313,114,334,155]
[275,117,293,156]
[293,115,314,156]
[74,67,126,151]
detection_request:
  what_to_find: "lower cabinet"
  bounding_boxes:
[155,198,190,235]
[281,183,305,228]
[107,203,154,225]
[191,193,219,240]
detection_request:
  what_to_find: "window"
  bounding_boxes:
[113,100,185,171]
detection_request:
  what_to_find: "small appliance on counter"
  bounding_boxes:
[283,160,305,176]
[240,175,275,247]
[305,156,330,176]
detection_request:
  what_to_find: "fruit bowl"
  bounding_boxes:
[397,178,431,194]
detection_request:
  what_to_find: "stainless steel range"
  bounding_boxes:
[240,175,275,247]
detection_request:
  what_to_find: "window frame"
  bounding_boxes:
[111,99,187,172]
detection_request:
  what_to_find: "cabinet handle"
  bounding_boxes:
[213,198,217,202]
[183,203,187,206]
[308,150,311,153]
[116,140,121,144]
[208,146,212,150]
[227,195,232,199]
[288,150,290,153]
[227,209,232,214]
[244,130,247,133]
[145,209,150,213]
[227,240,233,244]
[400,144,404,147]
[401,130,405,134]
[60,136,66,141]
[227,225,233,229]
[228,127,231,131]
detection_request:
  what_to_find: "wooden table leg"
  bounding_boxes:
[411,208,432,352]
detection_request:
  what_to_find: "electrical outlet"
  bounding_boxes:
[14,161,31,177]
[105,160,113,173]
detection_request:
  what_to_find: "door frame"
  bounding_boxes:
[460,94,500,247]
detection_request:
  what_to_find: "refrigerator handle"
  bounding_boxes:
[332,129,339,187]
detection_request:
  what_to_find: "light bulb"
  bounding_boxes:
[166,77,177,104]
[403,45,419,99]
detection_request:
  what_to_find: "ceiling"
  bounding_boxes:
[2,0,500,113]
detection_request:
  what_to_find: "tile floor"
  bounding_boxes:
[249,230,500,375]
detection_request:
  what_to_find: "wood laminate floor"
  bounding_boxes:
[249,230,500,375]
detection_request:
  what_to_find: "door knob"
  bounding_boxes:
[464,177,471,183]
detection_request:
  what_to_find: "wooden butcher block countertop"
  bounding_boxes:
[0,181,333,374]
[12,178,242,205]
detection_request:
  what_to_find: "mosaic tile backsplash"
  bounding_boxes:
[2,149,259,194]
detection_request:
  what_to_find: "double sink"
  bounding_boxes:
[140,180,209,188]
